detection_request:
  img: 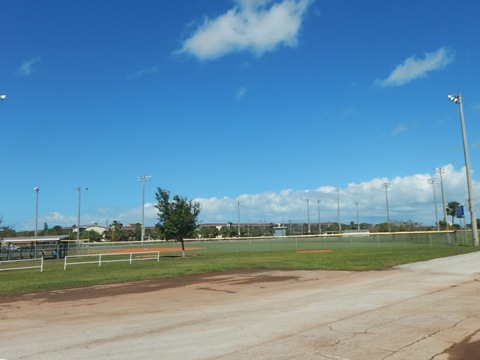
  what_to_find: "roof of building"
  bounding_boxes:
[2,235,69,244]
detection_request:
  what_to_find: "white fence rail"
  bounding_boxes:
[0,257,44,272]
[64,251,160,270]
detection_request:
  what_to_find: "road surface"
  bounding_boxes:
[2,252,480,359]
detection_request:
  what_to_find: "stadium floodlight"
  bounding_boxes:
[427,178,440,231]
[73,187,88,241]
[306,199,311,234]
[317,199,321,234]
[448,93,479,246]
[237,201,241,237]
[34,187,40,237]
[355,202,360,230]
[448,94,461,104]
[335,188,342,233]
[0,95,6,101]
[434,167,448,230]
[382,183,391,232]
[138,175,152,242]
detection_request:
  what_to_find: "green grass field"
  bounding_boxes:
[1,233,478,296]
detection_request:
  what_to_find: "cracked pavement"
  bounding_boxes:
[1,252,480,359]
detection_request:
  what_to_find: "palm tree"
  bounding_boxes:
[446,201,460,227]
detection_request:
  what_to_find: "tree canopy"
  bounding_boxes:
[155,188,201,257]
[447,201,461,227]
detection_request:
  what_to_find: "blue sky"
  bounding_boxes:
[1,0,480,230]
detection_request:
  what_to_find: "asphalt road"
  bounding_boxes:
[2,252,480,359]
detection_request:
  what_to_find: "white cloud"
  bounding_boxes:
[376,47,454,87]
[177,0,313,61]
[391,123,408,136]
[19,56,41,76]
[341,108,354,117]
[235,86,247,100]
[127,65,158,79]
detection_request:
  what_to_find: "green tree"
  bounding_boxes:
[0,225,16,238]
[104,220,124,242]
[446,201,460,227]
[155,188,201,257]
[83,230,102,242]
[51,225,65,235]
[134,223,142,241]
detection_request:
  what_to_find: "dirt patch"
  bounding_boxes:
[0,269,295,304]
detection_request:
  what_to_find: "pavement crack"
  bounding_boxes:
[196,286,236,294]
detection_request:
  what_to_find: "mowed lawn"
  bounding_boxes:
[0,239,478,296]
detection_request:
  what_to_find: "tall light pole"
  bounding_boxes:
[355,202,360,230]
[306,199,311,234]
[34,187,40,237]
[335,188,342,233]
[138,175,151,242]
[428,178,440,231]
[237,201,241,236]
[448,93,479,246]
[434,167,448,229]
[382,182,391,232]
[317,199,321,234]
[73,187,83,240]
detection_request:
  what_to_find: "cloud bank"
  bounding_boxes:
[21,165,480,230]
[376,47,454,87]
[194,164,473,226]
[177,0,313,61]
[23,165,473,231]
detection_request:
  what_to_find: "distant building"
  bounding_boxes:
[273,226,287,237]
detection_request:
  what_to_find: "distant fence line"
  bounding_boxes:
[60,230,460,256]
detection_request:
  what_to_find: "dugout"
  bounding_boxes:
[273,226,287,237]
[1,235,69,260]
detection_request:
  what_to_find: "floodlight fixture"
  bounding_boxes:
[448,94,461,104]
[138,175,152,182]
[0,95,6,101]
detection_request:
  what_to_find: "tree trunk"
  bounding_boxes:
[180,239,186,258]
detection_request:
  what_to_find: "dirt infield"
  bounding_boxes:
[2,253,480,359]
